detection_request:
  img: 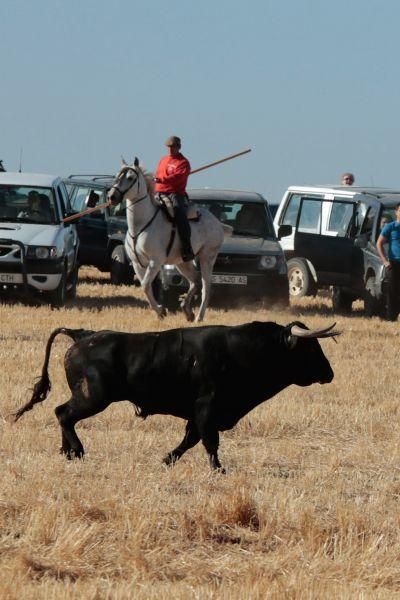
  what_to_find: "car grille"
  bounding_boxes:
[0,247,21,259]
[214,254,260,274]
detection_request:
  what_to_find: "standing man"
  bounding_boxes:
[341,172,355,186]
[377,203,400,321]
[154,136,194,262]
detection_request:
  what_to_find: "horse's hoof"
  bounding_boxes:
[185,311,195,323]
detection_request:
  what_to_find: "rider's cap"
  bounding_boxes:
[165,136,181,147]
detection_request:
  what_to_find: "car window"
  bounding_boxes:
[327,202,354,235]
[110,198,127,219]
[282,194,301,226]
[0,185,57,224]
[195,200,275,238]
[58,183,71,216]
[298,198,322,233]
[359,205,379,238]
[71,186,91,212]
[379,209,395,232]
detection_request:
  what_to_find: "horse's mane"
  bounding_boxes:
[140,167,155,199]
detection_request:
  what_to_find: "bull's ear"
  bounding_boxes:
[134,157,139,167]
[121,155,128,166]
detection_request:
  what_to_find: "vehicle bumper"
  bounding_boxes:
[160,266,289,300]
[0,255,64,292]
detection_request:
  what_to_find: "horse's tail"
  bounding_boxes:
[222,223,233,238]
[14,327,95,422]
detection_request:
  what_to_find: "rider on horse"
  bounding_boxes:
[153,136,195,262]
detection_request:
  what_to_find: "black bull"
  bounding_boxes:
[14,321,338,471]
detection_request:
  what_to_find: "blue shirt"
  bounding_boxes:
[381,221,400,261]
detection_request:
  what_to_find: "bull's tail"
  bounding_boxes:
[14,327,95,422]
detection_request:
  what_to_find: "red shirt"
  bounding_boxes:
[154,153,191,195]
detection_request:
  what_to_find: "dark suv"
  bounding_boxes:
[64,175,133,284]
[65,178,289,306]
[158,189,289,309]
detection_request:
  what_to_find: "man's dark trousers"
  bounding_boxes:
[171,193,194,261]
[386,260,400,321]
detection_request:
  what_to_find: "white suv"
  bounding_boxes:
[0,172,79,307]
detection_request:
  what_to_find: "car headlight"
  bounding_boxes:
[27,246,58,259]
[259,255,277,269]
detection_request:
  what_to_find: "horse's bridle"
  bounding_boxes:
[110,167,147,205]
[111,166,162,269]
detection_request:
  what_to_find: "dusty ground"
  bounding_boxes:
[0,268,399,599]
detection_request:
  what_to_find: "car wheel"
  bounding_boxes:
[49,273,67,308]
[332,286,353,314]
[160,287,182,312]
[287,258,316,298]
[110,245,133,285]
[364,276,380,317]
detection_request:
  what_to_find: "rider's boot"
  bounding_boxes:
[174,206,195,262]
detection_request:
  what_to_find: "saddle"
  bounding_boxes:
[156,194,201,222]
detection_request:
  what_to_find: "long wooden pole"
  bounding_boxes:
[63,148,252,223]
[63,202,111,222]
[189,148,251,175]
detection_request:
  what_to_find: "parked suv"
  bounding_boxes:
[64,175,133,284]
[273,184,400,315]
[159,189,290,309]
[0,172,79,306]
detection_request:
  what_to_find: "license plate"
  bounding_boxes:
[0,273,23,284]
[211,274,247,285]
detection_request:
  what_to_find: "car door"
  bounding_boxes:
[71,185,108,268]
[57,183,78,274]
[293,195,356,285]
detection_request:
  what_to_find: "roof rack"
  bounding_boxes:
[67,174,114,181]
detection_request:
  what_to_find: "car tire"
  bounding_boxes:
[49,273,67,308]
[332,286,353,314]
[287,258,316,298]
[364,276,380,317]
[160,287,182,312]
[110,245,133,285]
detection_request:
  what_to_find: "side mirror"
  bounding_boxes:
[278,224,292,239]
[86,190,100,208]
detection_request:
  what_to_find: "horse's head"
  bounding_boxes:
[108,157,145,206]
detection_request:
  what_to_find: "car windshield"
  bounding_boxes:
[0,185,57,224]
[196,200,275,238]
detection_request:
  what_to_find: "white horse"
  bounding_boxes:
[108,158,230,322]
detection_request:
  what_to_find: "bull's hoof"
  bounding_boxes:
[162,453,176,467]
[60,447,84,460]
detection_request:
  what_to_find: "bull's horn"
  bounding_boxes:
[290,323,340,338]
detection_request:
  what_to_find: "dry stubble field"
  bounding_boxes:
[1,267,400,599]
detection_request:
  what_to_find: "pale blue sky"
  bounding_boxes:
[1,1,399,204]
